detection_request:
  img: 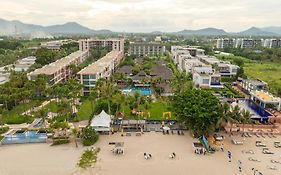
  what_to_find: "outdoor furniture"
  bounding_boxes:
[256,141,266,147]
[262,148,274,154]
[136,132,141,136]
[242,150,255,154]
[271,159,281,164]
[248,157,261,162]
[274,141,281,148]
[126,132,131,136]
[232,139,243,145]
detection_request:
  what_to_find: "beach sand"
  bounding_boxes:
[0,132,281,175]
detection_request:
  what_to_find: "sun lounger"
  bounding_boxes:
[126,132,131,136]
[248,157,261,162]
[255,133,260,138]
[267,165,277,170]
[241,133,248,137]
[260,133,266,138]
[242,150,255,154]
[272,133,277,138]
[247,133,252,137]
[271,159,281,164]
[136,132,141,136]
[232,139,243,145]
[256,141,266,147]
[266,133,272,138]
[262,148,274,154]
[274,141,281,148]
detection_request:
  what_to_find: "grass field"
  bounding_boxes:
[244,61,281,93]
[217,55,281,95]
[122,101,174,120]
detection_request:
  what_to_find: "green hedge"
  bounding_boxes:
[51,139,70,146]
[0,127,9,134]
[5,115,33,125]
[82,126,99,146]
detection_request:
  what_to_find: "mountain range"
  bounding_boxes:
[0,18,281,36]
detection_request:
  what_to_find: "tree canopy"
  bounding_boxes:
[172,89,223,136]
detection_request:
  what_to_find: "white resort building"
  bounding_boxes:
[27,50,88,86]
[77,51,124,96]
[192,66,223,89]
[250,90,281,110]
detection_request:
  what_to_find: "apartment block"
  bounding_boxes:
[263,39,281,48]
[216,38,235,48]
[79,38,125,56]
[27,50,88,86]
[77,51,123,96]
[129,42,166,57]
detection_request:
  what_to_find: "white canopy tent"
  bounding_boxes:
[90,110,112,132]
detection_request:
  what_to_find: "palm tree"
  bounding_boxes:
[216,103,231,131]
[71,128,79,148]
[228,105,241,134]
[240,109,254,133]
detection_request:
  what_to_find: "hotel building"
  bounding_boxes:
[129,42,166,57]
[77,51,123,96]
[27,50,88,86]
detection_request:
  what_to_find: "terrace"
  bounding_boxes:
[251,91,281,110]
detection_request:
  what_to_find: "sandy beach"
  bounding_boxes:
[1,132,281,175]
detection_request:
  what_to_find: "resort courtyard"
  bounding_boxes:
[1,132,281,175]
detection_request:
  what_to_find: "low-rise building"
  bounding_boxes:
[240,79,267,93]
[251,90,281,110]
[129,42,165,57]
[77,51,123,96]
[216,38,235,48]
[27,50,88,86]
[192,66,223,89]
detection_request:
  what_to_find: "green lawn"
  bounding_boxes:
[244,62,281,93]
[122,101,174,120]
[2,100,42,124]
[76,100,94,121]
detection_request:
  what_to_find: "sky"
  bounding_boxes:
[1,0,281,33]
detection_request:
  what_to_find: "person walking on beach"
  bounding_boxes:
[237,160,242,172]
[221,143,224,152]
[227,150,232,162]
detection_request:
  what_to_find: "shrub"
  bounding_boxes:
[82,126,99,146]
[5,115,33,124]
[51,139,70,146]
[0,127,9,134]
[78,147,100,169]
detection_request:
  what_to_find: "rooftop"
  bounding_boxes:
[29,50,87,76]
[243,79,267,86]
[78,51,121,75]
[252,91,280,102]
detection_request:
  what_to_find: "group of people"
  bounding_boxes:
[227,150,242,173]
[144,153,152,160]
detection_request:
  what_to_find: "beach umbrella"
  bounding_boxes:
[163,126,170,131]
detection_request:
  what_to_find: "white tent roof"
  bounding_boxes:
[90,110,112,131]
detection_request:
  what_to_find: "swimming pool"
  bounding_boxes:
[123,87,151,96]
[1,130,47,145]
[236,99,271,123]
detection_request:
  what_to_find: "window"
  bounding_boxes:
[83,81,90,85]
[89,74,96,79]
[202,79,209,84]
[83,75,89,80]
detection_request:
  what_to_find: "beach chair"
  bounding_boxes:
[266,133,272,138]
[248,157,261,162]
[267,165,277,170]
[262,148,274,154]
[247,133,252,137]
[272,133,277,138]
[232,139,243,145]
[271,159,280,164]
[256,141,266,147]
[274,141,281,148]
[260,133,266,138]
[255,133,260,138]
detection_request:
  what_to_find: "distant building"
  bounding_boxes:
[250,90,281,110]
[129,42,165,57]
[216,38,235,49]
[263,39,281,48]
[0,56,36,73]
[79,38,125,55]
[27,50,88,86]
[77,51,124,96]
[41,39,75,50]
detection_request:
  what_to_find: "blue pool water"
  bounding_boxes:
[237,99,271,123]
[1,131,47,145]
[123,87,151,96]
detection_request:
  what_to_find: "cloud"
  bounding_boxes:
[0,0,281,32]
